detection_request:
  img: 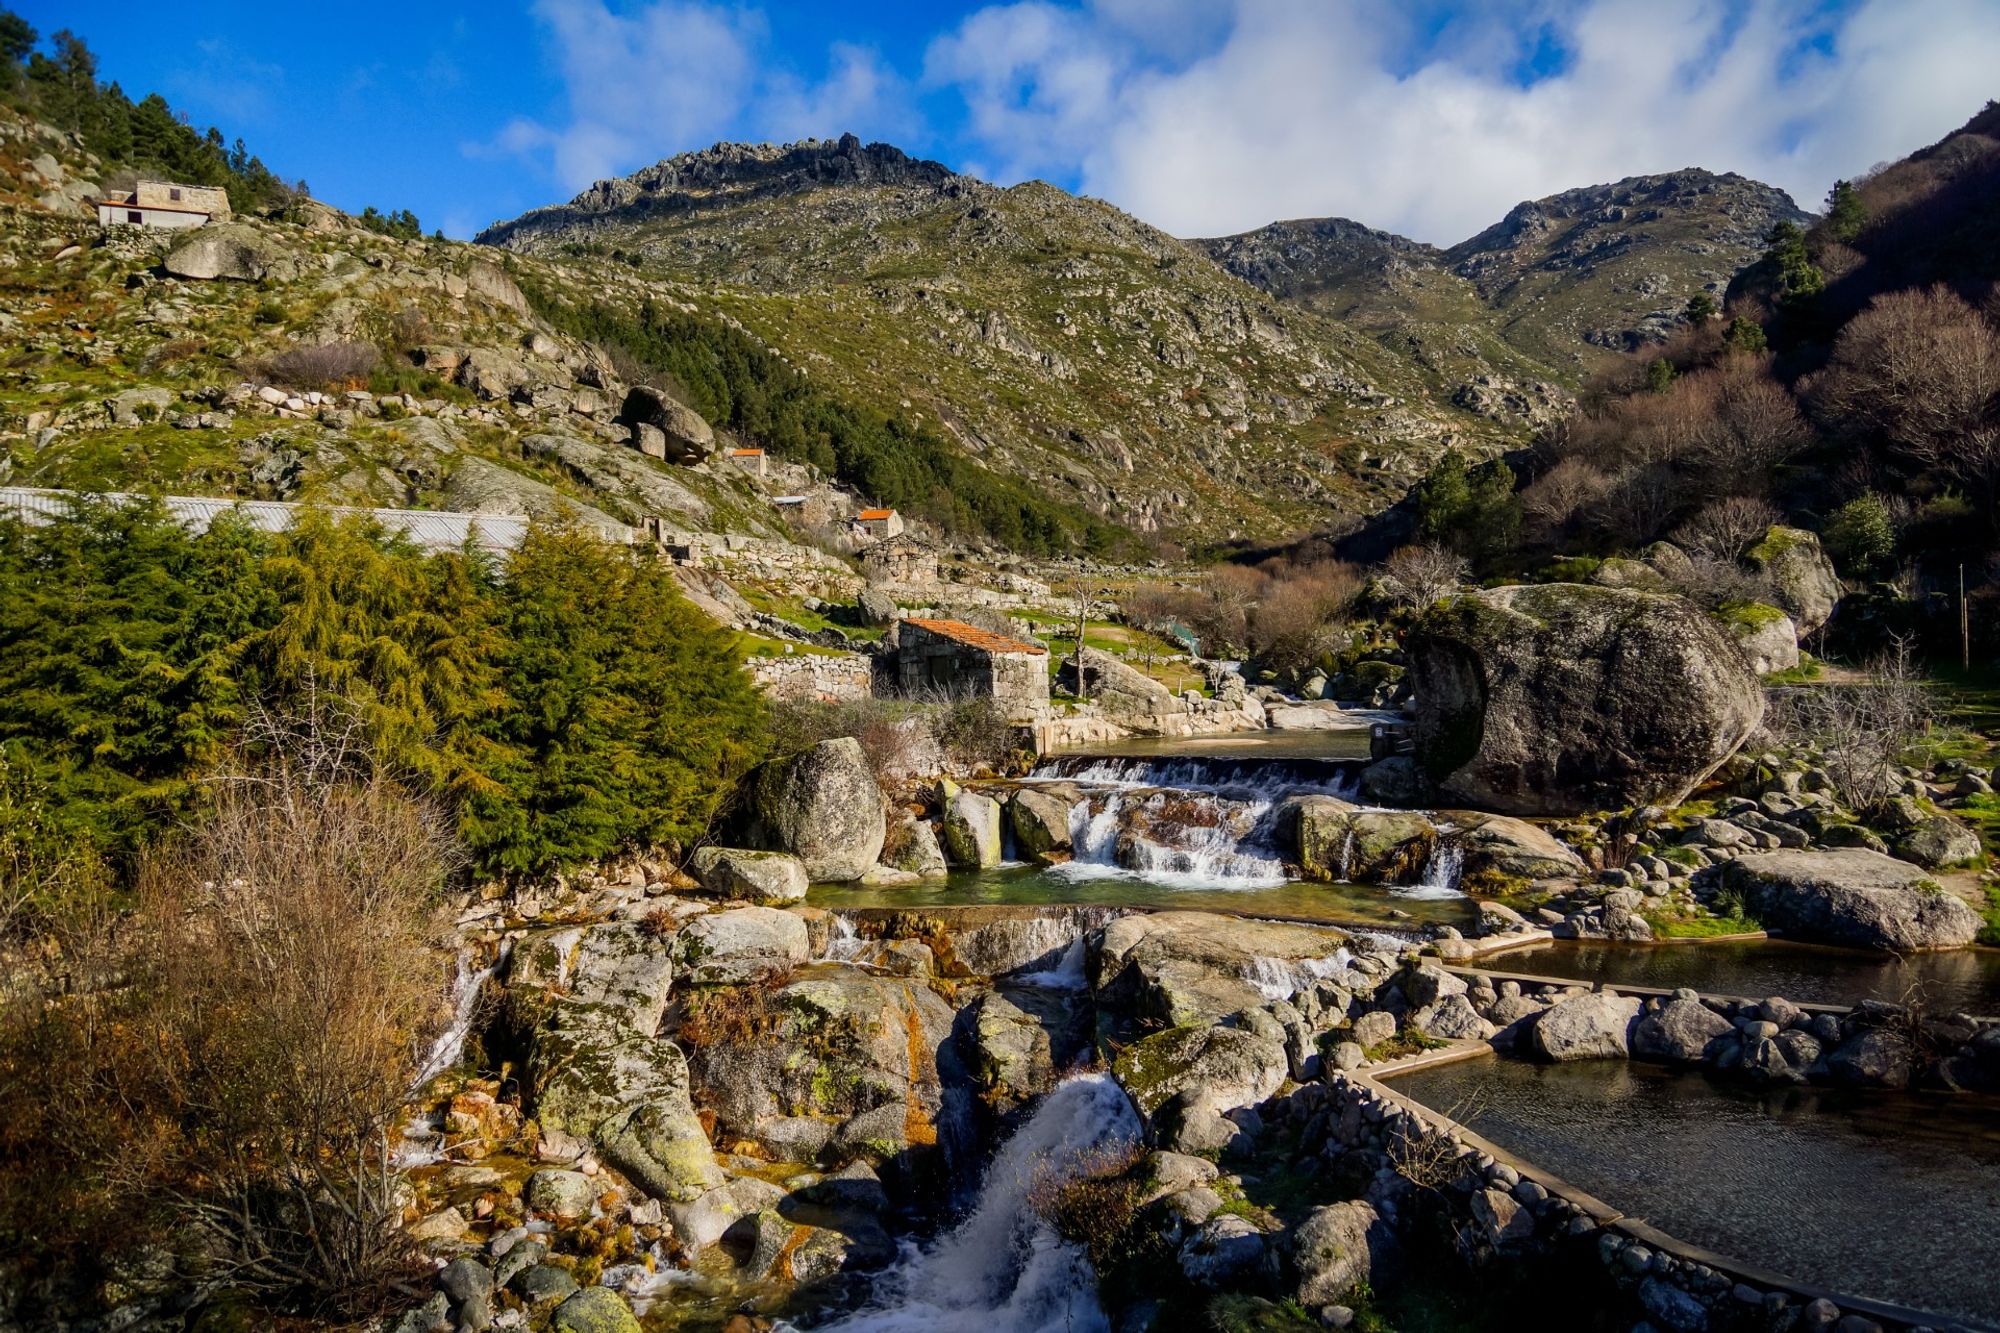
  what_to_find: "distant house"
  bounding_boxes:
[726,447,767,478]
[92,180,231,230]
[891,618,1048,716]
[854,507,904,540]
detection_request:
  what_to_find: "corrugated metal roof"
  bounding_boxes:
[0,487,630,556]
[902,618,1046,655]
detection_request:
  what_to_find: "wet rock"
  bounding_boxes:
[1286,798,1436,883]
[1530,992,1641,1061]
[1718,850,1980,950]
[746,738,885,882]
[1442,811,1586,880]
[689,848,809,902]
[1825,1027,1913,1089]
[941,788,1005,867]
[524,1169,596,1221]
[1093,910,1351,1026]
[1008,787,1078,864]
[550,1287,641,1333]
[964,990,1056,1106]
[1407,584,1762,816]
[675,906,810,985]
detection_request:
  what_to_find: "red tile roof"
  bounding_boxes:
[857,508,896,521]
[902,618,1047,655]
[729,447,764,456]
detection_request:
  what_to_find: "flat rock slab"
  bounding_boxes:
[1720,849,1980,951]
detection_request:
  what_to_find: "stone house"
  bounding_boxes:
[854,507,904,540]
[725,447,767,478]
[93,180,231,229]
[890,618,1049,717]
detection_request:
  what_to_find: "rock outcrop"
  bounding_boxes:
[1717,849,1981,950]
[1745,527,1842,636]
[1407,584,1763,816]
[747,738,885,882]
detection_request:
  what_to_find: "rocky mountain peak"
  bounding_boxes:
[478,135,981,248]
[1450,168,1807,265]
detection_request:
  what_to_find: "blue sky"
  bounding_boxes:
[20,1,2000,244]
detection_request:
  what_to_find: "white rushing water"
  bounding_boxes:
[1240,948,1355,1000]
[410,938,511,1091]
[811,1073,1142,1333]
[1394,843,1467,900]
[1050,788,1289,889]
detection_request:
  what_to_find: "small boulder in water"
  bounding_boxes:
[1007,786,1077,864]
[940,788,1004,867]
[1530,991,1641,1061]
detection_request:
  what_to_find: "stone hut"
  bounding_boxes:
[854,507,904,540]
[725,447,767,477]
[890,618,1048,717]
[93,180,231,229]
[860,534,939,590]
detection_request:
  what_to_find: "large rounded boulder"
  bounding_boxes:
[746,738,885,882]
[1406,584,1763,816]
[1745,526,1842,636]
[1716,849,1980,951]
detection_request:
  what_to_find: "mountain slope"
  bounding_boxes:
[1201,169,1810,379]
[480,136,1529,545]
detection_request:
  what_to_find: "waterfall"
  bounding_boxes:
[1051,788,1288,889]
[1396,843,1466,900]
[821,914,866,962]
[411,939,510,1091]
[1034,754,1362,801]
[1240,948,1355,1000]
[1012,933,1089,990]
[809,1073,1141,1333]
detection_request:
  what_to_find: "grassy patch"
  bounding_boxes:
[1977,884,2000,947]
[1642,909,1761,939]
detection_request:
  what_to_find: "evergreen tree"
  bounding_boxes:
[1764,221,1824,308]
[1414,449,1520,566]
[1646,357,1676,393]
[1724,317,1768,355]
[1684,292,1718,325]
[1824,179,1866,243]
[1823,493,1897,578]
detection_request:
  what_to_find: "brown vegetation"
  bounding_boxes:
[0,720,453,1319]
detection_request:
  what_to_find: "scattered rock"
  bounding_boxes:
[1530,992,1641,1061]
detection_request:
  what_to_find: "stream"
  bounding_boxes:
[806,1073,1140,1332]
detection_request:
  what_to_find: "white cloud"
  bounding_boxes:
[925,0,2000,243]
[493,0,917,192]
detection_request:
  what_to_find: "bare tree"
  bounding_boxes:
[1816,285,2000,503]
[1773,636,1937,813]
[1382,544,1469,609]
[1674,495,1781,563]
[1520,457,1611,533]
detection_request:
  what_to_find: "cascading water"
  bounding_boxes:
[411,939,511,1091]
[1052,786,1289,889]
[1240,948,1356,1000]
[1396,843,1466,900]
[808,1073,1142,1333]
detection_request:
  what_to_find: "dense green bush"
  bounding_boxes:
[0,501,765,885]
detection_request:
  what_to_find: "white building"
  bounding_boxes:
[92,180,232,230]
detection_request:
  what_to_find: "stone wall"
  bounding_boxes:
[661,530,864,598]
[746,652,872,703]
[1295,1058,1944,1333]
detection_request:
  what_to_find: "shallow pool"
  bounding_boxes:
[1480,938,2000,1016]
[809,864,1480,931]
[1387,1055,2000,1326]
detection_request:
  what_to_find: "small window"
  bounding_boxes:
[127,210,143,224]
[169,187,182,201]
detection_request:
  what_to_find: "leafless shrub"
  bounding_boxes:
[1381,543,1470,610]
[1673,495,1782,563]
[1388,1086,1486,1192]
[1248,560,1361,676]
[1663,553,1774,611]
[1772,635,1937,813]
[0,699,454,1319]
[252,341,381,391]
[1520,457,1612,533]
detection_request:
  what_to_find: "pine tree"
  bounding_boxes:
[1824,179,1865,243]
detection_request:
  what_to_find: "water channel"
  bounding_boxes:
[1388,1054,2000,1328]
[1478,937,2000,1017]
